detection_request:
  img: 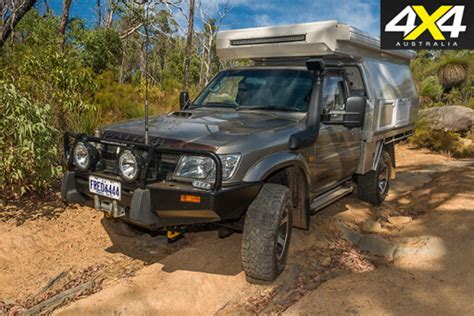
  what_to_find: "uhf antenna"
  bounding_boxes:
[144,0,150,144]
[135,0,150,144]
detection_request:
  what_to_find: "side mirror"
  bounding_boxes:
[321,96,366,129]
[179,91,190,109]
[343,96,366,128]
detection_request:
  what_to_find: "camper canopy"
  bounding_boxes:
[216,20,414,63]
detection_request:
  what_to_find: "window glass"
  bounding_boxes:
[204,76,243,105]
[193,69,314,112]
[344,66,365,92]
[322,76,346,121]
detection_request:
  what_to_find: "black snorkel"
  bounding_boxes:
[289,58,325,150]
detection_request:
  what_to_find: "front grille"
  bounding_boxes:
[98,144,179,182]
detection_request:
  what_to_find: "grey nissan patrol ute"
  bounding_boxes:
[61,21,419,282]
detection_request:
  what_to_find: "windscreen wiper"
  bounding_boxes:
[191,102,237,109]
[236,105,297,112]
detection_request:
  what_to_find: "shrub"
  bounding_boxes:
[410,119,474,158]
[419,76,443,107]
[0,10,97,134]
[82,71,179,134]
[82,28,123,73]
[0,83,61,197]
[438,62,469,89]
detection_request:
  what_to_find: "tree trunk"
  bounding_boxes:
[58,0,72,48]
[44,0,50,15]
[182,0,195,90]
[96,0,101,27]
[105,0,114,28]
[204,33,213,86]
[198,50,205,87]
[0,0,37,49]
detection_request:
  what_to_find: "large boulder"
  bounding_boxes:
[419,105,474,133]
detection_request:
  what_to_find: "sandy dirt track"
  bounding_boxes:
[1,144,473,315]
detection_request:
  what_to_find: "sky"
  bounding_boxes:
[42,0,381,37]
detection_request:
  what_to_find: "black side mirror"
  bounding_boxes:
[320,96,366,129]
[343,96,366,128]
[179,91,190,109]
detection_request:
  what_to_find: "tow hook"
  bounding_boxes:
[94,195,125,218]
[167,228,185,243]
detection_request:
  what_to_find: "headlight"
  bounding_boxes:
[73,142,99,171]
[174,156,215,180]
[174,154,241,181]
[118,150,141,182]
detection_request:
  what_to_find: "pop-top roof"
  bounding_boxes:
[216,20,415,62]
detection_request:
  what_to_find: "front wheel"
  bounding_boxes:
[241,183,293,282]
[357,150,392,205]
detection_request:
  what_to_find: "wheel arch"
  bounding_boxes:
[243,152,311,230]
[242,152,311,185]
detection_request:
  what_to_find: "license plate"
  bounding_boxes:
[89,176,121,200]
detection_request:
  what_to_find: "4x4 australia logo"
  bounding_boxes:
[381,0,474,50]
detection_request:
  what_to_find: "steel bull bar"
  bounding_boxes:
[61,131,260,230]
[63,131,223,190]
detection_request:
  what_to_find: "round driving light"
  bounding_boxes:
[118,150,141,182]
[73,142,91,171]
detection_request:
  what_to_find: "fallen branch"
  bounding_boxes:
[21,281,95,315]
[37,271,67,295]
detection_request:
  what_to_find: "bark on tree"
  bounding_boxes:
[120,22,143,39]
[96,0,102,27]
[196,0,229,87]
[43,0,50,15]
[105,0,114,28]
[0,0,37,49]
[58,0,72,48]
[182,0,195,90]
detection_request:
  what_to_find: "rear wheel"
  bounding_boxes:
[241,183,293,282]
[357,150,392,205]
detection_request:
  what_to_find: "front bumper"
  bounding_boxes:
[61,171,261,229]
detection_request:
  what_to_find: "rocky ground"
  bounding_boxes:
[1,144,473,315]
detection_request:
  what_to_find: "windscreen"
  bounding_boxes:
[193,69,314,112]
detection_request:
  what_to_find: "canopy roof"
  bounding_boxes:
[216,20,415,63]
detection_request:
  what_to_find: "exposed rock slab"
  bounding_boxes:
[419,105,474,133]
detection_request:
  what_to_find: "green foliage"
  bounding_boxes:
[410,119,474,158]
[82,28,123,73]
[76,72,180,134]
[411,50,474,108]
[0,83,61,197]
[419,76,443,107]
[0,11,97,133]
[0,7,224,196]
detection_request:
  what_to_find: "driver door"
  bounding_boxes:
[311,73,360,194]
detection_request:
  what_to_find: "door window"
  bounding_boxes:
[322,76,346,121]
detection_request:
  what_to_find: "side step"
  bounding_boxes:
[310,185,353,212]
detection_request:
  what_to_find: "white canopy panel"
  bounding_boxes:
[216,21,415,62]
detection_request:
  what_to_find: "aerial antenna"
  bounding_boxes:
[135,0,150,144]
[144,0,150,145]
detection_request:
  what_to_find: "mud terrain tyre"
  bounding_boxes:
[242,183,293,282]
[357,151,392,205]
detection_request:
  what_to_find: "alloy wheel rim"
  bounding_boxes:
[276,207,289,261]
[378,158,389,195]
